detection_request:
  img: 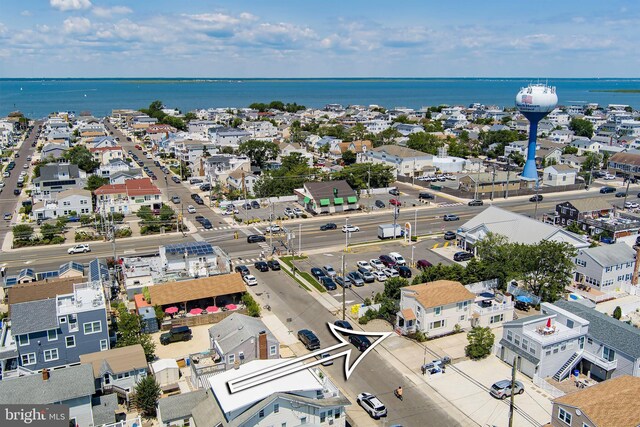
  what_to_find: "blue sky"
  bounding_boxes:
[1,0,639,77]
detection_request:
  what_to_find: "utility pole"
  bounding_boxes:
[534,183,541,220]
[474,159,481,200]
[242,172,248,222]
[490,164,497,201]
[393,205,399,240]
[341,254,346,321]
[505,157,511,199]
[298,223,301,256]
[508,356,519,427]
[367,164,371,213]
[414,209,418,239]
[632,244,640,286]
[623,173,631,209]
[269,202,274,252]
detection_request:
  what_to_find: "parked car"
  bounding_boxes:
[615,191,627,198]
[374,200,385,208]
[251,200,260,209]
[383,268,399,278]
[311,267,326,280]
[529,194,543,202]
[600,186,616,194]
[372,270,387,282]
[320,276,337,290]
[267,260,281,270]
[468,199,483,206]
[254,261,269,272]
[171,176,181,184]
[358,268,375,283]
[320,222,337,231]
[334,320,353,330]
[389,188,400,196]
[603,173,616,180]
[357,393,387,419]
[322,265,337,278]
[417,259,433,269]
[160,326,192,345]
[234,265,250,276]
[443,214,460,221]
[342,224,360,233]
[388,252,406,266]
[335,276,352,288]
[490,380,524,399]
[389,198,401,206]
[379,254,396,268]
[317,352,333,366]
[625,201,639,209]
[369,259,385,270]
[444,231,457,240]
[243,275,258,286]
[347,271,365,286]
[356,260,372,271]
[297,329,320,350]
[349,334,372,351]
[13,189,20,196]
[3,213,12,221]
[187,205,196,214]
[397,266,412,278]
[293,207,303,216]
[247,235,266,243]
[283,207,294,217]
[171,195,181,204]
[418,192,435,200]
[453,251,474,262]
[68,244,90,254]
[199,183,211,191]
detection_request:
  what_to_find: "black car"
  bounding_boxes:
[199,183,211,191]
[13,189,20,196]
[195,215,205,223]
[389,188,400,196]
[444,231,456,240]
[419,192,435,200]
[320,276,337,290]
[615,191,627,198]
[247,235,266,243]
[454,251,474,262]
[243,203,252,210]
[530,194,543,202]
[334,320,353,330]
[235,265,250,276]
[311,267,326,280]
[202,219,213,229]
[397,266,412,278]
[349,335,371,351]
[375,200,385,208]
[154,160,161,167]
[171,176,181,183]
[514,301,530,311]
[254,261,269,272]
[297,329,320,350]
[320,222,337,231]
[160,326,192,345]
[267,260,281,271]
[468,199,484,206]
[251,200,260,209]
[600,186,616,194]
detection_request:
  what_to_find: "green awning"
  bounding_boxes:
[347,196,358,204]
[319,199,330,206]
[334,197,344,205]
[303,196,310,204]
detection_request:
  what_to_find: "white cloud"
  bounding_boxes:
[63,16,91,34]
[92,6,132,18]
[20,10,32,17]
[50,0,92,12]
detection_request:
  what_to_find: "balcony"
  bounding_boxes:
[473,301,514,316]
[582,350,618,371]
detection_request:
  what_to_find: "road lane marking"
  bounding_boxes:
[432,243,440,249]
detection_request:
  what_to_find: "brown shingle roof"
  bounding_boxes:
[400,308,416,321]
[553,375,640,427]
[402,280,475,309]
[8,277,80,310]
[148,274,246,307]
[80,344,148,378]
[610,151,640,167]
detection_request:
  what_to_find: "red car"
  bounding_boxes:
[135,144,142,150]
[389,198,401,206]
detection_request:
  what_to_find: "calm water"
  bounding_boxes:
[1,78,639,119]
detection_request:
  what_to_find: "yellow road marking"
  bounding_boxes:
[432,243,440,249]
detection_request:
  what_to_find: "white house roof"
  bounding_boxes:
[460,206,589,247]
[151,358,179,373]
[208,359,323,414]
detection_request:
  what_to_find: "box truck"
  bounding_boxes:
[378,224,403,239]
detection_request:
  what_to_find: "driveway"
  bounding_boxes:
[151,323,212,360]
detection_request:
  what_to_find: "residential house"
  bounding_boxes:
[188,120,217,135]
[497,300,640,382]
[542,164,578,186]
[146,124,177,142]
[46,129,72,145]
[391,123,425,135]
[41,142,68,159]
[242,120,279,140]
[362,145,434,177]
[504,140,528,157]
[131,115,158,132]
[457,206,590,254]
[548,375,640,427]
[31,188,93,220]
[560,154,587,170]
[226,170,258,196]
[90,146,124,165]
[173,139,215,176]
[277,141,313,166]
[295,180,359,215]
[609,150,640,179]
[94,178,163,214]
[329,139,372,160]
[158,389,209,427]
[0,364,97,427]
[98,158,134,178]
[109,168,143,184]
[80,344,148,401]
[551,198,640,239]
[57,261,85,279]
[32,163,87,200]
[363,119,391,134]
[208,313,280,371]
[203,155,251,184]
[548,129,574,144]
[570,139,602,155]
[88,136,118,149]
[190,359,350,427]
[573,243,636,291]
[209,127,251,149]
[5,281,109,373]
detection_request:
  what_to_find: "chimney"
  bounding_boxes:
[258,331,268,359]
[42,368,50,381]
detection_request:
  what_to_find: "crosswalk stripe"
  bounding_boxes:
[432,243,440,249]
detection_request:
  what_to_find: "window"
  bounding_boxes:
[558,407,572,424]
[17,334,29,346]
[66,336,76,348]
[300,417,307,425]
[21,353,36,366]
[59,316,67,324]
[83,321,102,335]
[239,351,245,361]
[269,345,277,356]
[546,349,551,356]
[490,314,504,324]
[335,408,341,418]
[259,409,264,418]
[579,336,585,350]
[522,338,529,350]
[430,320,445,329]
[459,315,466,321]
[320,412,326,423]
[100,339,108,351]
[507,331,513,341]
[576,259,587,267]
[529,346,536,355]
[457,301,468,311]
[434,306,442,316]
[274,403,279,414]
[560,343,567,352]
[68,314,78,332]
[228,354,236,364]
[514,335,520,346]
[566,319,574,329]
[603,347,615,362]
[47,329,57,341]
[44,348,59,362]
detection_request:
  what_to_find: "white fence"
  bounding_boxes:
[533,374,565,398]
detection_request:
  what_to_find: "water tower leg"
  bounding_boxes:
[522,119,540,180]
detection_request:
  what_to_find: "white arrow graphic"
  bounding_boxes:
[227,323,392,393]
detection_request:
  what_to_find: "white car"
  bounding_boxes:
[23,163,29,169]
[293,207,303,216]
[372,270,387,282]
[389,252,406,266]
[356,260,372,271]
[357,392,387,420]
[383,268,399,278]
[68,244,91,254]
[265,225,281,233]
[625,201,638,209]
[604,173,616,180]
[187,205,196,214]
[342,224,360,233]
[369,259,385,270]
[243,275,258,286]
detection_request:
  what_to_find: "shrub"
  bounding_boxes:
[408,330,427,342]
[613,306,622,320]
[115,228,132,238]
[465,326,495,360]
[242,293,260,317]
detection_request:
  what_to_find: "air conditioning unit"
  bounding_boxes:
[328,419,334,425]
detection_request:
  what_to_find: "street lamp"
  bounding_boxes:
[345,217,349,251]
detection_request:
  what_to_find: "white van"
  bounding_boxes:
[388,252,406,266]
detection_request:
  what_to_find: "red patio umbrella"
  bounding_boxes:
[205,306,219,313]
[225,303,238,310]
[546,317,552,328]
[189,308,203,315]
[164,306,179,314]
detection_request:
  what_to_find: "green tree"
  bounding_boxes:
[12,224,34,241]
[40,223,63,241]
[383,277,409,300]
[319,125,348,140]
[465,327,495,360]
[479,129,521,148]
[341,150,357,165]
[569,118,594,138]
[231,117,243,128]
[115,305,156,361]
[407,132,443,155]
[509,152,526,167]
[581,152,602,172]
[374,127,402,147]
[183,112,197,122]
[519,240,577,302]
[242,293,261,317]
[254,153,314,197]
[63,145,99,172]
[347,123,367,141]
[132,375,161,418]
[136,206,154,221]
[159,205,175,221]
[475,233,520,289]
[238,140,280,168]
[332,163,395,190]
[613,306,622,320]
[562,146,579,155]
[85,175,109,192]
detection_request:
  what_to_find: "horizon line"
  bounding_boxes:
[2,76,639,80]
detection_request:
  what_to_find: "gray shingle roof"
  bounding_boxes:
[304,180,356,201]
[0,364,95,404]
[10,299,58,335]
[555,300,640,359]
[158,390,208,422]
[92,394,118,425]
[580,242,635,267]
[35,164,80,182]
[566,197,612,213]
[208,313,274,353]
